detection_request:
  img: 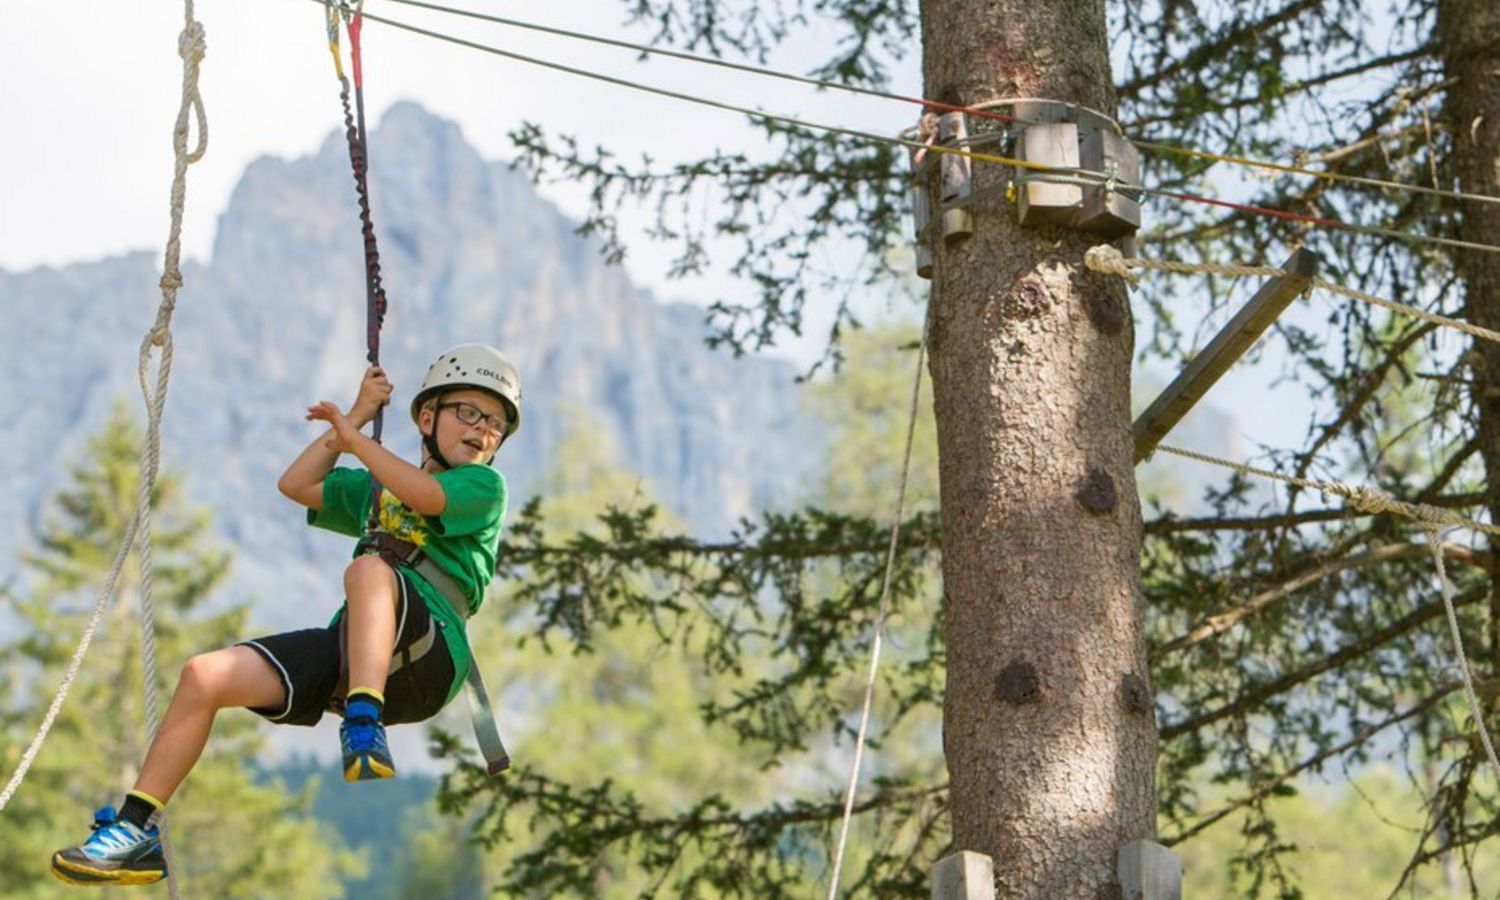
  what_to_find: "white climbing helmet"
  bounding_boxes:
[410,344,522,437]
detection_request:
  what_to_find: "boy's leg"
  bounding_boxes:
[343,554,401,694]
[51,645,284,886]
[340,555,401,781]
[135,646,285,802]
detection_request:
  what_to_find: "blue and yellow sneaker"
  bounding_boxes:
[51,806,166,886]
[341,715,396,781]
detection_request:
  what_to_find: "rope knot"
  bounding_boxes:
[159,272,183,291]
[1410,502,1452,529]
[1343,484,1401,517]
[148,325,171,348]
[1083,244,1139,285]
[179,21,207,63]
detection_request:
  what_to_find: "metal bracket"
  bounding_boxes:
[901,98,1140,279]
[1009,99,1141,235]
[938,112,975,244]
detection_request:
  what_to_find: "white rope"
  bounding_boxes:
[1424,530,1500,779]
[1083,244,1500,346]
[1155,443,1500,780]
[136,13,207,896]
[826,324,928,899]
[0,10,205,898]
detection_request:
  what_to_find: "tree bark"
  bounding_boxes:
[920,1,1157,896]
[1442,0,1500,678]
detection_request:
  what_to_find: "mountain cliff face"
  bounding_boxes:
[0,102,816,629]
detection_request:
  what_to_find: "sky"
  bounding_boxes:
[0,0,910,317]
[0,0,1317,455]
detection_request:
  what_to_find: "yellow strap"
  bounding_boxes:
[325,7,346,79]
[347,686,386,705]
[127,789,166,811]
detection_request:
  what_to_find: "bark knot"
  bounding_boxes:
[997,660,1041,704]
[1121,672,1153,716]
[1076,468,1118,515]
[1083,282,1127,336]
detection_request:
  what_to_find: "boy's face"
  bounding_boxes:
[420,388,509,467]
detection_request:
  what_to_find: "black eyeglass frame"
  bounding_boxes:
[436,400,509,436]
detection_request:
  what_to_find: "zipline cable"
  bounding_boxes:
[302,0,1500,258]
[374,0,1500,209]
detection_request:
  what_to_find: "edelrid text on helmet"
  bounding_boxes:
[410,344,522,438]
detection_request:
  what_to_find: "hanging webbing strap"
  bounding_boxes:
[326,1,389,530]
[361,529,512,774]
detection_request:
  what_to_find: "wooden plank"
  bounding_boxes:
[1133,248,1318,463]
[931,851,996,900]
[1118,840,1182,900]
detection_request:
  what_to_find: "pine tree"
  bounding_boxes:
[0,404,361,897]
[424,0,1500,893]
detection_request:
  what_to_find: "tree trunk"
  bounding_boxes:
[1442,0,1500,681]
[920,1,1157,896]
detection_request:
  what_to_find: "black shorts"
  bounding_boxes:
[240,567,455,727]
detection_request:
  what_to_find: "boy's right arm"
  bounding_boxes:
[276,426,346,511]
[277,366,392,510]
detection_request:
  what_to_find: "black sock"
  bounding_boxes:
[119,792,161,830]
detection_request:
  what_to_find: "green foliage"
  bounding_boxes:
[425,394,946,895]
[477,0,1500,892]
[1179,766,1500,898]
[267,754,463,900]
[0,404,360,896]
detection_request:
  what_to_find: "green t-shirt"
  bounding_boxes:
[309,464,507,703]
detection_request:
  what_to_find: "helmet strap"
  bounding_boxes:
[421,405,456,472]
[422,432,456,472]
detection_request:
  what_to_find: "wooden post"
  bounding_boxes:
[1118,840,1182,900]
[1133,248,1319,463]
[931,850,996,900]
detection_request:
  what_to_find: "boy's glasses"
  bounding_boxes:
[437,401,508,436]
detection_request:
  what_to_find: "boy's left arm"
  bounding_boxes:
[305,402,447,517]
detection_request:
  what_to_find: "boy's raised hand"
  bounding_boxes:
[306,400,362,453]
[351,365,394,420]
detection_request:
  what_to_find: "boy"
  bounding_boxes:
[50,344,520,887]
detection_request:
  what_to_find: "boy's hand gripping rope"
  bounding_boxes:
[1,7,207,898]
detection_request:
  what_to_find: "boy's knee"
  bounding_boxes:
[344,554,396,598]
[180,653,227,704]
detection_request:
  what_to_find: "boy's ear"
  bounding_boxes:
[418,405,436,436]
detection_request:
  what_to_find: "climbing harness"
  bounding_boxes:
[359,527,512,774]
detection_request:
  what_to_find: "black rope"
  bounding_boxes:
[337,76,388,437]
[332,37,389,531]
